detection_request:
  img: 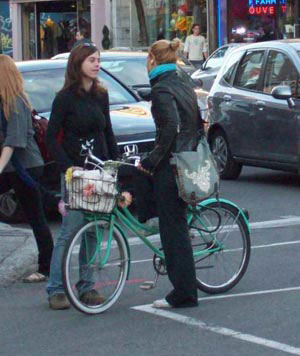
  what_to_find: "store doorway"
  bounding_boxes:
[22,0,91,60]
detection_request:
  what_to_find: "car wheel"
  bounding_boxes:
[210,130,242,180]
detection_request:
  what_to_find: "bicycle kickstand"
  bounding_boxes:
[139,272,159,290]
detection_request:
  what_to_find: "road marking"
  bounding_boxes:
[128,216,300,246]
[198,285,300,302]
[71,216,300,254]
[132,305,300,355]
[130,240,300,265]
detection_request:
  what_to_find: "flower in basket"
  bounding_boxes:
[117,191,132,208]
[83,183,96,197]
[65,167,73,183]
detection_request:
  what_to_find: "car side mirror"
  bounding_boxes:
[136,88,152,101]
[271,85,295,109]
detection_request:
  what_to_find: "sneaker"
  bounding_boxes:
[79,289,105,306]
[152,298,172,308]
[49,293,70,310]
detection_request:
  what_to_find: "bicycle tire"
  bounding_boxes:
[62,218,129,314]
[189,201,250,294]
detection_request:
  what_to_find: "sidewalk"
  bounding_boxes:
[0,222,38,286]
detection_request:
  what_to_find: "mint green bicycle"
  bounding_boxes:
[62,148,251,315]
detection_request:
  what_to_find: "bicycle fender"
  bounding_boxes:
[200,198,251,233]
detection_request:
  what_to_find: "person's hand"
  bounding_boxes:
[137,163,152,175]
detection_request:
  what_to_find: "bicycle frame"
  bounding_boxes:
[81,197,250,279]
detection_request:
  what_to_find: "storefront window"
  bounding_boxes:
[22,3,36,60]
[21,0,91,60]
[0,1,13,56]
[228,0,300,43]
[131,0,207,47]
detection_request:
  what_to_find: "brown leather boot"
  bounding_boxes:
[79,289,105,305]
[49,293,70,310]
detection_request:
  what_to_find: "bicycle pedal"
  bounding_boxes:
[139,281,155,290]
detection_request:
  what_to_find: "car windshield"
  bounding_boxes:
[205,46,229,69]
[22,67,136,113]
[101,57,149,87]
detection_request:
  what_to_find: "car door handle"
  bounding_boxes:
[256,101,265,111]
[223,95,232,102]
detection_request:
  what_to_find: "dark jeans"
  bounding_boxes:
[135,163,198,306]
[0,167,54,275]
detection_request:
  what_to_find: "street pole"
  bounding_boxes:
[295,0,300,38]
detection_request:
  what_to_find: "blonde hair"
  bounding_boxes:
[0,55,31,119]
[149,38,181,64]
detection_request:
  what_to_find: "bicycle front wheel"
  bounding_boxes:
[189,201,250,294]
[63,218,129,314]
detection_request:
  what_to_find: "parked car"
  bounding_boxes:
[52,48,197,76]
[207,40,300,180]
[191,43,244,91]
[51,51,207,111]
[0,59,156,223]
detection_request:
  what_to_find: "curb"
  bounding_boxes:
[0,227,38,287]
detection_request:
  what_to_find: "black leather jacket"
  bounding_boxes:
[142,70,204,173]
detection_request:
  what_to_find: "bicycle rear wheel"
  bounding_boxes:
[189,201,250,294]
[63,218,129,314]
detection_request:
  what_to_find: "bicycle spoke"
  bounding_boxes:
[189,201,250,294]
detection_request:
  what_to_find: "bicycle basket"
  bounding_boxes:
[66,169,118,213]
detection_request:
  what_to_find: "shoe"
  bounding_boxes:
[22,272,47,283]
[49,293,70,310]
[79,289,105,306]
[152,298,173,309]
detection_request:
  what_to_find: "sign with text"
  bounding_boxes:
[248,0,286,15]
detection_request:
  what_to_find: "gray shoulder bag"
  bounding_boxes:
[170,101,220,205]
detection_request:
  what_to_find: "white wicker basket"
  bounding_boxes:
[66,169,118,213]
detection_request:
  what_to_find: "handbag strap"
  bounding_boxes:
[170,97,204,153]
[0,105,39,188]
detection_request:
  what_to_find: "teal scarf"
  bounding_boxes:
[148,63,177,80]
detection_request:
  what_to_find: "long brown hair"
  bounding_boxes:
[0,55,31,119]
[149,38,181,65]
[61,43,106,96]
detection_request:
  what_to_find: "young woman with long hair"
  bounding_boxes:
[137,38,204,308]
[0,54,54,282]
[46,43,119,310]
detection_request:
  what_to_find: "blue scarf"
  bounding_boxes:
[148,63,177,80]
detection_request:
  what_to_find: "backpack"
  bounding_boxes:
[31,110,52,163]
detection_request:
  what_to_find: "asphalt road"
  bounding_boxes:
[2,166,300,356]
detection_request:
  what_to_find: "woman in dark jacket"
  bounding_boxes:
[138,38,204,308]
[46,43,119,310]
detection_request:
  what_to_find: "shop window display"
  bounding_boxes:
[131,0,207,47]
[229,0,299,43]
[22,0,91,60]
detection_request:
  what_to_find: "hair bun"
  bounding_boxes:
[169,38,181,51]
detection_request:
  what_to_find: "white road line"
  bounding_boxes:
[128,216,300,247]
[130,240,300,265]
[252,240,300,249]
[132,305,300,355]
[198,285,300,302]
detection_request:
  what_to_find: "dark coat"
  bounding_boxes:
[142,70,204,173]
[46,88,119,172]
